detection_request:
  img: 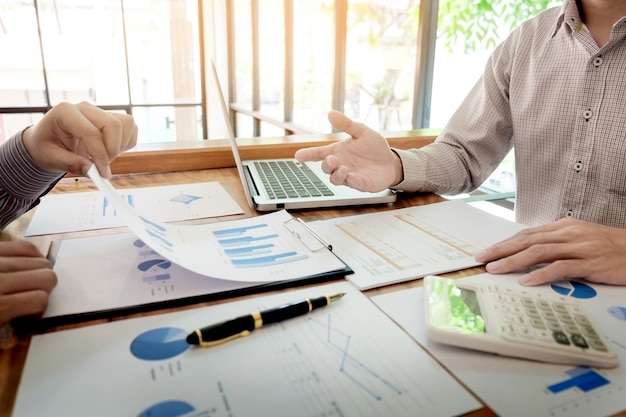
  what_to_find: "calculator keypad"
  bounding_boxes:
[487,285,609,354]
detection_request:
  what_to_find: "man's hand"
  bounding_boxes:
[22,102,138,179]
[0,241,57,326]
[295,110,403,192]
[475,218,626,286]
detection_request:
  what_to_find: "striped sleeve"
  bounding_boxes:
[0,129,65,229]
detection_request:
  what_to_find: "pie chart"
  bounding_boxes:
[550,280,596,299]
[130,327,190,360]
[608,306,626,321]
[137,400,195,417]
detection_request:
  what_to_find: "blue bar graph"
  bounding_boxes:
[231,252,308,268]
[213,223,268,237]
[213,221,310,268]
[224,244,274,256]
[102,197,117,217]
[218,234,279,247]
[547,367,610,394]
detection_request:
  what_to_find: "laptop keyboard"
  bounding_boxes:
[254,160,335,199]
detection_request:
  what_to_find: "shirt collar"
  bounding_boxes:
[552,0,583,38]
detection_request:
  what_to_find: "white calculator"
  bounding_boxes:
[423,275,619,368]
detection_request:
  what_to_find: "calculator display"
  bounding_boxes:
[427,276,486,334]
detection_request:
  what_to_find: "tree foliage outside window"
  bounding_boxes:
[436,0,563,53]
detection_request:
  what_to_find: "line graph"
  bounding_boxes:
[259,309,433,417]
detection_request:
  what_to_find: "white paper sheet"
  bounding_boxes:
[84,165,346,282]
[26,181,244,236]
[371,273,626,417]
[309,200,525,289]
[14,281,481,417]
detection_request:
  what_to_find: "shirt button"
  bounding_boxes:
[593,56,603,67]
[574,162,583,172]
[583,109,593,120]
[565,210,574,218]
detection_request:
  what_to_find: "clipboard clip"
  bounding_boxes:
[283,217,332,252]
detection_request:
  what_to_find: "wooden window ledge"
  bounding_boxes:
[109,130,439,175]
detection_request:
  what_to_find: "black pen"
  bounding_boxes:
[186,293,346,347]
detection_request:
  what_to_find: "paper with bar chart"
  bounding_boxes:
[46,232,277,319]
[84,165,347,282]
[371,273,626,417]
[308,199,525,289]
[14,281,481,417]
[25,181,244,236]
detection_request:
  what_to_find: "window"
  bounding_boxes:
[0,0,203,143]
[225,0,421,136]
[344,1,419,132]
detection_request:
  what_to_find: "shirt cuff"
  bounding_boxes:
[389,148,426,192]
[0,128,65,201]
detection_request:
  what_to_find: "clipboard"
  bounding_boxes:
[23,211,352,329]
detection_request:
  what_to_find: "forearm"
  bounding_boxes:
[391,36,517,195]
[0,129,64,229]
[390,143,484,195]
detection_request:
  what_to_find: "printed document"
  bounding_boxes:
[14,281,481,417]
[309,199,525,289]
[26,181,243,235]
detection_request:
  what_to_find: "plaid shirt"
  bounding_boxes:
[394,0,626,227]
[0,130,64,229]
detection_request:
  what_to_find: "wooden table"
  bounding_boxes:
[0,167,620,417]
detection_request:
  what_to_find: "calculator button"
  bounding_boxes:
[511,305,524,315]
[534,329,554,343]
[571,334,589,349]
[552,303,568,313]
[521,298,536,308]
[529,318,547,329]
[541,310,557,321]
[588,338,609,352]
[553,331,571,345]
[500,323,517,337]
[574,315,592,327]
[494,293,508,303]
[563,323,580,335]
[525,307,541,318]
[536,300,551,310]
[506,295,520,304]
[580,326,598,338]
[545,320,563,332]
[498,304,512,313]
[515,326,534,339]
[502,313,517,324]
[557,313,575,324]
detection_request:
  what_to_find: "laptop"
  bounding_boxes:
[208,61,397,211]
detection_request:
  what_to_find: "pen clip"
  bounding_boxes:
[283,217,332,252]
[196,329,252,348]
